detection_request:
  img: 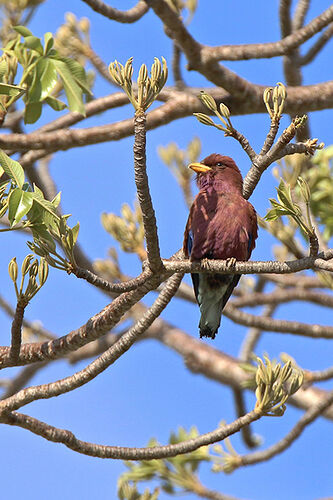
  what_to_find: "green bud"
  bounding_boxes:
[38,258,49,286]
[297,177,311,203]
[8,257,18,283]
[29,259,39,278]
[199,91,217,111]
[219,102,230,118]
[21,254,34,276]
[193,112,215,127]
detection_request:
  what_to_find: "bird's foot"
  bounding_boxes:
[225,257,237,270]
[201,258,213,271]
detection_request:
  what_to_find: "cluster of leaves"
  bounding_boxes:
[0,25,91,122]
[305,146,333,240]
[0,149,79,271]
[265,177,315,240]
[118,427,211,499]
[253,356,303,417]
[158,137,200,207]
[101,203,146,261]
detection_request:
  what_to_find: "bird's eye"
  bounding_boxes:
[216,162,224,166]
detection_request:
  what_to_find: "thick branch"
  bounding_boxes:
[133,112,162,271]
[81,0,149,23]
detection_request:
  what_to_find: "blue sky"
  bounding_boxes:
[0,1,333,499]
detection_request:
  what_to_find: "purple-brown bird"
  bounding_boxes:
[183,153,258,339]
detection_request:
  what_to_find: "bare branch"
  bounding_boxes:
[232,288,333,309]
[81,0,149,23]
[0,274,183,413]
[238,389,333,467]
[73,265,153,293]
[162,248,333,275]
[133,112,162,271]
[9,301,27,363]
[300,23,333,66]
[279,0,293,37]
[224,303,333,339]
[0,273,163,368]
[293,0,310,31]
[1,408,261,459]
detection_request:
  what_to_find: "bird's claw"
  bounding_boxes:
[201,258,213,270]
[225,257,237,269]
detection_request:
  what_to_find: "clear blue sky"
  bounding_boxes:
[0,1,333,499]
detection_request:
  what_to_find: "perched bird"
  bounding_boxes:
[183,153,258,339]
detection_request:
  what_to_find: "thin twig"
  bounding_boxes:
[238,389,333,467]
[1,408,262,459]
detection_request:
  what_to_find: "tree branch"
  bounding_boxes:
[133,112,162,271]
[81,0,149,23]
[1,408,262,459]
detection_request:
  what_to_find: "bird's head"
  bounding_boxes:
[189,153,243,193]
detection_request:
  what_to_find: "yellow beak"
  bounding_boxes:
[188,162,212,173]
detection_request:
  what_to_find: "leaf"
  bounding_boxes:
[31,184,59,227]
[51,191,61,208]
[61,58,92,96]
[276,179,295,211]
[0,83,25,97]
[13,25,33,37]
[0,150,25,188]
[24,102,42,124]
[44,32,54,55]
[28,58,58,102]
[0,60,8,81]
[53,59,85,115]
[24,35,44,55]
[30,224,56,251]
[71,222,80,244]
[8,188,34,226]
[45,96,67,111]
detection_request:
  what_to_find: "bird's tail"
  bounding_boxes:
[198,298,223,339]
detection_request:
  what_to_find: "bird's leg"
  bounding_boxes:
[225,257,237,270]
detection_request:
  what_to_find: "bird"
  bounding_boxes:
[183,153,258,339]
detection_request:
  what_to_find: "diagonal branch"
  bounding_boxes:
[0,273,183,414]
[238,389,333,468]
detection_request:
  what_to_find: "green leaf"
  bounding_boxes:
[30,224,56,251]
[45,96,67,111]
[0,60,8,81]
[24,35,44,55]
[51,191,61,208]
[28,58,58,102]
[13,25,33,37]
[44,32,54,55]
[0,83,25,97]
[71,222,80,244]
[0,150,25,188]
[30,184,59,228]
[8,188,34,226]
[276,179,294,211]
[24,102,42,124]
[53,59,85,115]
[61,58,92,96]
